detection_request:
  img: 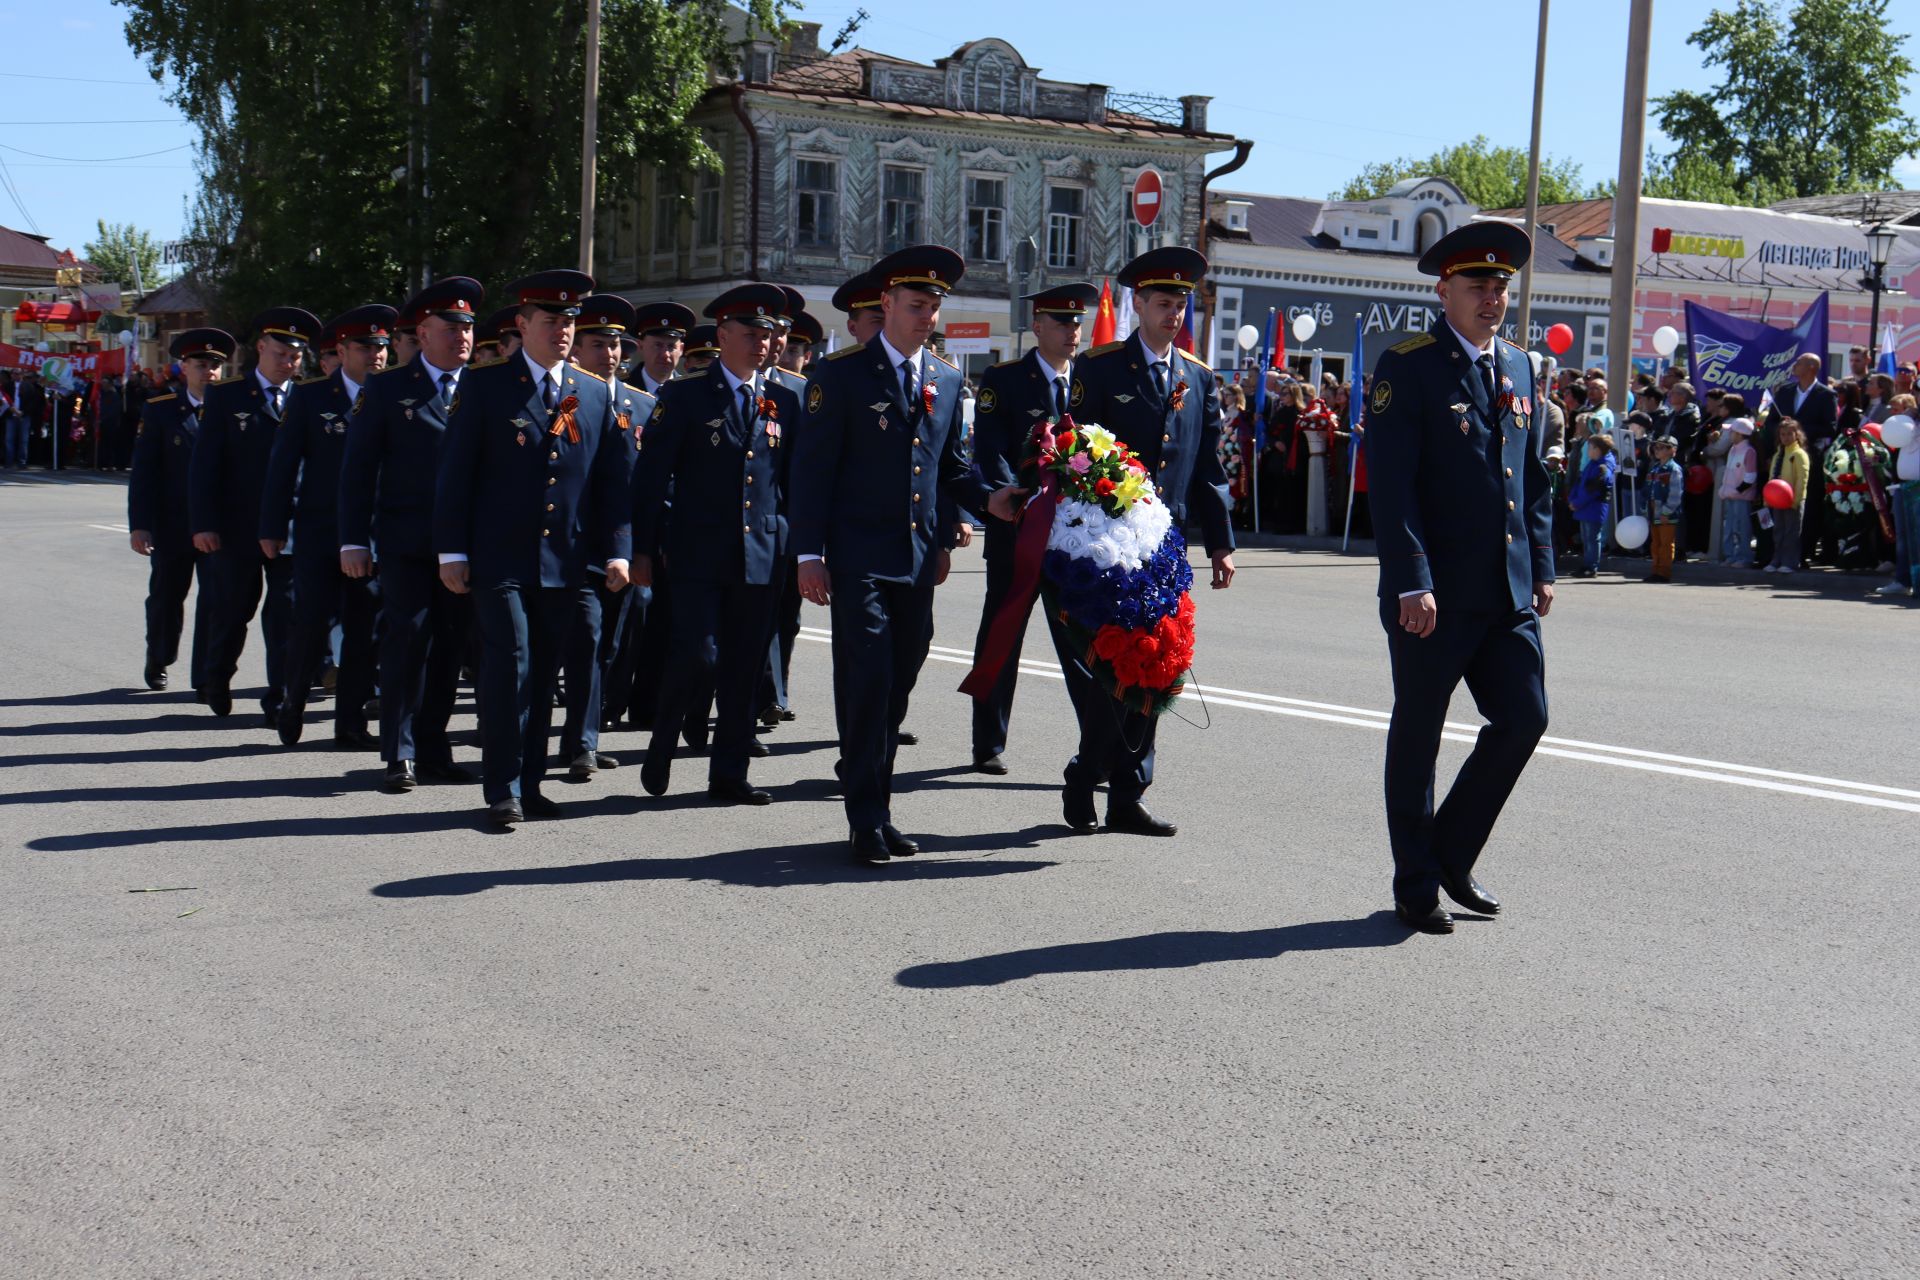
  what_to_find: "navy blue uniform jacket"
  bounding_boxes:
[1363,330,1553,612]
[128,393,199,551]
[432,357,634,590]
[259,370,356,551]
[339,357,460,559]
[189,373,285,545]
[788,336,986,585]
[1068,333,1235,556]
[972,350,1069,561]
[632,362,795,585]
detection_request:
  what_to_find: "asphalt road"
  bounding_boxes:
[3,472,1915,1279]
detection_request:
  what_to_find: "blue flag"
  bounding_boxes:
[1251,308,1277,449]
[1684,293,1830,399]
[1350,311,1365,468]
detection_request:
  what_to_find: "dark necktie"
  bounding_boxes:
[352,388,364,414]
[1151,362,1168,401]
[185,400,201,428]
[441,372,457,409]
[541,374,557,414]
[900,357,918,415]
[266,384,283,416]
[1477,354,1496,406]
[1053,375,1067,420]
[740,382,756,428]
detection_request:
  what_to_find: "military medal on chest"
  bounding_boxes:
[1451,402,1471,434]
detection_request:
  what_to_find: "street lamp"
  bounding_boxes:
[1865,222,1897,363]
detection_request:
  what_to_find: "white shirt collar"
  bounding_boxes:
[339,370,362,404]
[1445,320,1497,361]
[878,331,922,373]
[420,354,463,383]
[1033,348,1071,381]
[642,368,669,395]
[718,362,759,397]
[254,367,289,394]
[521,349,564,385]
[1138,334,1174,367]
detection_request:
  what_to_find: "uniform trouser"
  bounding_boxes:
[600,582,651,727]
[625,576,676,729]
[756,566,802,712]
[827,571,934,831]
[376,553,468,766]
[144,546,212,688]
[560,571,633,760]
[1380,599,1548,909]
[1046,606,1155,803]
[205,544,294,713]
[472,579,591,804]
[283,548,377,734]
[649,561,785,786]
[970,546,1033,762]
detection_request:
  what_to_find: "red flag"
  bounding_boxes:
[1090,279,1116,347]
[1271,315,1287,372]
[1175,292,1196,354]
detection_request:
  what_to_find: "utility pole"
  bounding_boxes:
[1607,0,1655,418]
[578,0,602,275]
[1516,0,1550,351]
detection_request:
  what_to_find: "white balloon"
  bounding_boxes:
[1614,515,1650,550]
[1651,325,1680,358]
[1236,324,1260,351]
[1291,313,1317,344]
[1881,414,1916,450]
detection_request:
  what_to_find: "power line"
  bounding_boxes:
[0,70,157,86]
[0,153,43,234]
[0,118,183,126]
[0,142,191,163]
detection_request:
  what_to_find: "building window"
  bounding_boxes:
[1046,185,1084,269]
[794,157,838,252]
[653,183,679,254]
[882,166,924,253]
[1356,227,1379,240]
[965,175,1006,262]
[695,167,722,248]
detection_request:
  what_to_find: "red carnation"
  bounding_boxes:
[1055,431,1076,451]
[1095,476,1117,497]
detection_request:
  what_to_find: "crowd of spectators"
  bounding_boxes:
[0,366,161,472]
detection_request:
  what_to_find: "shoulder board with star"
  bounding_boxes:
[1177,350,1213,373]
[990,356,1023,369]
[928,351,959,372]
[1085,340,1125,357]
[827,344,866,362]
[468,356,507,370]
[1390,333,1437,355]
[148,392,176,403]
[1499,337,1530,358]
[299,374,329,385]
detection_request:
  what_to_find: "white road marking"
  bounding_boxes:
[798,626,1920,814]
[89,523,130,533]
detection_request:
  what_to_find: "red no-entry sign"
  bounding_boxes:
[1132,169,1163,229]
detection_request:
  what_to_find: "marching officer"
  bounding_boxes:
[434,269,635,827]
[634,283,797,806]
[1049,247,1235,837]
[681,325,720,375]
[757,289,813,726]
[558,293,656,778]
[631,302,693,397]
[1364,220,1553,934]
[190,306,320,721]
[260,304,394,747]
[390,322,420,368]
[129,327,232,694]
[339,276,484,792]
[968,281,1098,774]
[764,286,808,396]
[831,271,885,347]
[791,245,986,864]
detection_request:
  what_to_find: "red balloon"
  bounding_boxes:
[1861,422,1884,442]
[1685,463,1713,494]
[1763,478,1796,510]
[1545,323,1575,355]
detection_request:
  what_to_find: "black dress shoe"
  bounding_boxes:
[640,753,670,797]
[333,726,378,750]
[1441,873,1501,915]
[974,754,1009,776]
[1063,788,1098,833]
[708,778,772,806]
[569,751,600,780]
[749,738,770,758]
[778,706,796,722]
[1107,799,1177,836]
[759,704,784,728]
[590,751,620,770]
[416,761,474,784]
[880,823,919,857]
[1395,900,1455,934]
[206,684,233,717]
[276,703,305,746]
[383,760,418,793]
[849,828,891,866]
[488,798,524,827]
[896,729,919,746]
[523,793,562,818]
[143,661,168,691]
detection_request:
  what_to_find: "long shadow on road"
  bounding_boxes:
[895,912,1411,987]
[26,803,486,851]
[372,825,1067,898]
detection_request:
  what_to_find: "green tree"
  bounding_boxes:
[115,0,784,325]
[1651,0,1917,204]
[82,220,162,292]
[1335,136,1594,209]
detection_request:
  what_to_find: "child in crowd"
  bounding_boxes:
[1545,443,1572,566]
[1718,409,1760,567]
[1645,434,1684,582]
[1765,416,1809,573]
[1568,432,1617,578]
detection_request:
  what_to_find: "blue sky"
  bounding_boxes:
[3,0,1917,269]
